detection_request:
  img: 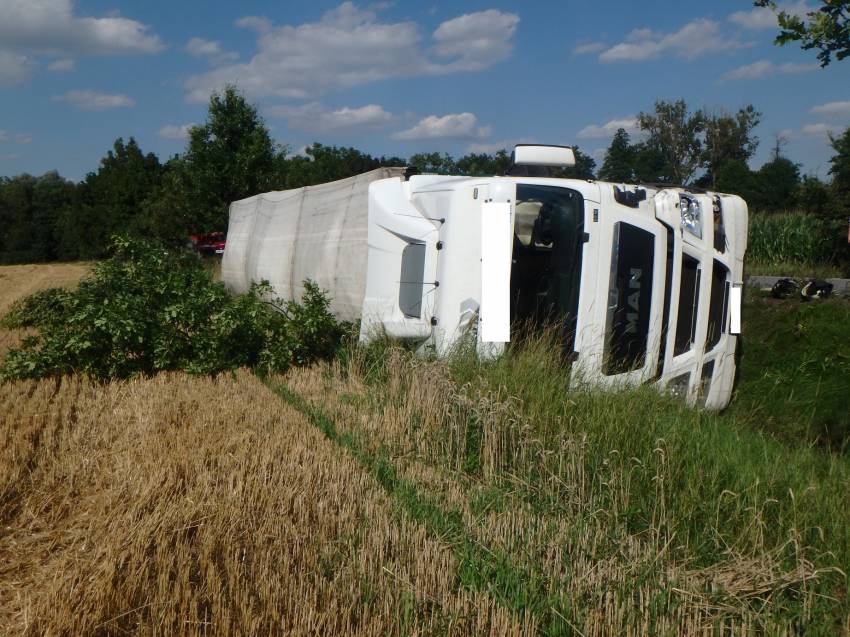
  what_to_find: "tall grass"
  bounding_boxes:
[731,291,850,448]
[748,211,835,271]
[278,337,850,634]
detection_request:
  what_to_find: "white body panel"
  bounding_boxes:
[224,169,748,410]
[222,167,405,321]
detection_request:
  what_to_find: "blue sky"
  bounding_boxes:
[1,0,848,182]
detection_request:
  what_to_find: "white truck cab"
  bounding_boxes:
[223,145,747,410]
[358,146,747,410]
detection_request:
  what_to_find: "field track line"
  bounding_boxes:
[264,377,575,635]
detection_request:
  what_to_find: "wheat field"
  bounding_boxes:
[1,263,847,635]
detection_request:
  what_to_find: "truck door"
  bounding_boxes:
[575,187,667,388]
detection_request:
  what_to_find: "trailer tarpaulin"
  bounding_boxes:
[222,167,405,321]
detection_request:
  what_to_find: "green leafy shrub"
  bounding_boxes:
[0,236,343,380]
[0,287,72,329]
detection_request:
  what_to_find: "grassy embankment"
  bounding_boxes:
[1,262,849,634]
[271,292,850,634]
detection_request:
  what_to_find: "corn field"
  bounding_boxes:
[747,211,835,269]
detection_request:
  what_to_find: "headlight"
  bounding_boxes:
[679,195,702,239]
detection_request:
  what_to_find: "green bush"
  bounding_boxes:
[0,236,343,380]
[0,286,72,329]
[748,211,834,267]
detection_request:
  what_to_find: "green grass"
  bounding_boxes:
[732,289,850,449]
[314,293,850,635]
[745,260,846,279]
[447,336,850,568]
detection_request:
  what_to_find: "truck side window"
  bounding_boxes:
[604,222,655,375]
[399,243,426,318]
[706,260,730,351]
[674,256,701,356]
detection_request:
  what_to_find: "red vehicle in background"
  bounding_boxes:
[189,232,226,255]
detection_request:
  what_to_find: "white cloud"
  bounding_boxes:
[573,41,605,55]
[0,0,163,56]
[599,18,747,63]
[0,131,33,144]
[235,16,272,33]
[185,37,238,65]
[270,103,393,133]
[577,117,639,139]
[185,3,519,102]
[47,58,75,72]
[0,50,35,85]
[431,9,520,72]
[392,112,490,141]
[802,122,835,138]
[728,1,810,30]
[51,89,135,111]
[157,123,195,140]
[721,59,818,80]
[811,100,850,118]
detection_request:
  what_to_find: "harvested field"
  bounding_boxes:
[0,371,531,635]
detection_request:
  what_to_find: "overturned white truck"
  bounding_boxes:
[223,145,747,410]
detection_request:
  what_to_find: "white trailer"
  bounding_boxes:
[223,145,747,410]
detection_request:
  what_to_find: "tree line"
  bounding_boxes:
[1,86,849,266]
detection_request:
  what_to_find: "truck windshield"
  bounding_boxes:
[511,184,584,351]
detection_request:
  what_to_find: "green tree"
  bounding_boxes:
[136,155,196,246]
[637,99,705,185]
[0,172,75,264]
[754,0,850,66]
[182,85,280,232]
[752,156,801,211]
[455,150,511,176]
[631,142,668,183]
[827,127,850,267]
[559,146,597,179]
[715,159,760,202]
[598,129,636,182]
[796,175,831,217]
[55,137,162,260]
[407,152,457,175]
[1,174,39,263]
[701,105,762,188]
[828,126,850,208]
[284,144,404,188]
